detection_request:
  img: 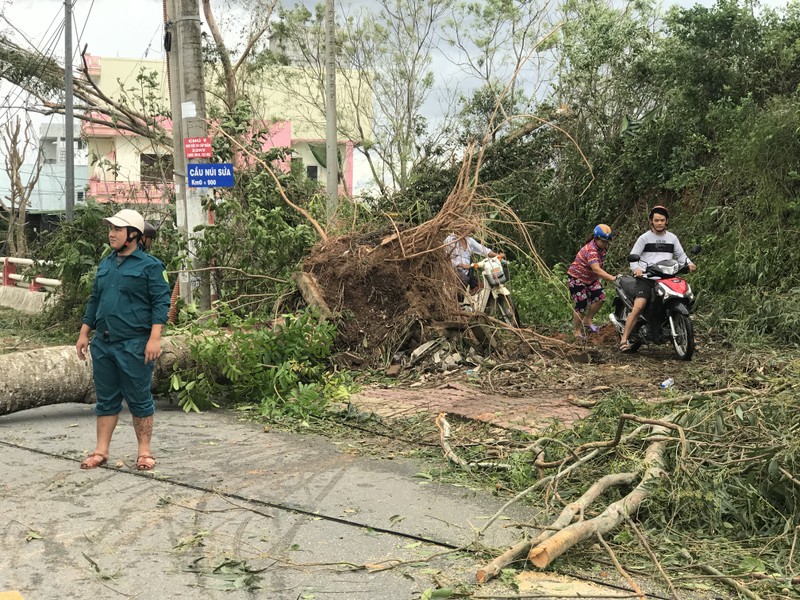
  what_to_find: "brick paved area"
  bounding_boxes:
[348,382,590,434]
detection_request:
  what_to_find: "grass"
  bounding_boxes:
[0,307,75,354]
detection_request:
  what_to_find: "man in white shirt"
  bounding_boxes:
[620,206,697,351]
[444,233,502,292]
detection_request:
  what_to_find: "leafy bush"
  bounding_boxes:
[170,307,353,419]
[510,262,570,331]
[192,100,319,315]
[511,262,614,332]
[33,201,115,328]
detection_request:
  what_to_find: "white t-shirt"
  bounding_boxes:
[444,234,494,275]
[629,230,691,278]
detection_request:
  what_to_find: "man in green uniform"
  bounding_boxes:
[76,209,171,470]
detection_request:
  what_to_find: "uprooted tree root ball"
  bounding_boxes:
[302,226,468,362]
[300,146,569,366]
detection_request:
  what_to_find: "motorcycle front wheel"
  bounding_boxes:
[491,295,521,327]
[485,295,520,327]
[670,313,695,360]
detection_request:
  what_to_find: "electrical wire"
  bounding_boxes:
[0,6,68,203]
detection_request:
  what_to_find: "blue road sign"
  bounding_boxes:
[187,163,234,188]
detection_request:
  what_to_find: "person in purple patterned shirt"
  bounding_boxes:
[567,224,617,339]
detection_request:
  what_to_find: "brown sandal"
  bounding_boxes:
[80,453,108,470]
[136,455,156,471]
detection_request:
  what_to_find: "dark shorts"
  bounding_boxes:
[634,277,656,300]
[568,278,605,314]
[457,268,479,291]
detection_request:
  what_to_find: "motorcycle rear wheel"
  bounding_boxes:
[670,313,695,360]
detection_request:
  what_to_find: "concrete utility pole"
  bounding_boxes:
[166,0,210,309]
[324,0,338,221]
[64,0,74,221]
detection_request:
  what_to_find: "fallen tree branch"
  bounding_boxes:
[527,425,669,568]
[435,413,509,472]
[679,548,762,600]
[648,386,764,406]
[209,123,328,242]
[480,448,602,537]
[533,421,651,470]
[624,514,679,600]
[476,472,637,583]
[596,531,646,600]
[436,412,472,471]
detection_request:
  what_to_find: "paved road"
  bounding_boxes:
[0,400,546,600]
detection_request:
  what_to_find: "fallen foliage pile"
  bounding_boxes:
[432,358,800,599]
[301,147,544,365]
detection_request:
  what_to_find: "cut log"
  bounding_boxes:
[0,336,191,416]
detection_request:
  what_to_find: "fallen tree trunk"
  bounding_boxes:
[0,336,191,416]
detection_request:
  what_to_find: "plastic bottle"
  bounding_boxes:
[660,378,674,389]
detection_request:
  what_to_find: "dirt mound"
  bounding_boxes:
[303,227,465,363]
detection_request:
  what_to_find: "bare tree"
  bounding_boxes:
[201,0,279,112]
[267,0,448,197]
[1,115,42,257]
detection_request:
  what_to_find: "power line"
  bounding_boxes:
[0,4,69,202]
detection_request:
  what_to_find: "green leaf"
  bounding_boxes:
[737,557,767,574]
[421,588,454,599]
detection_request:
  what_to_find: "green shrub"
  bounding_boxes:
[511,262,615,331]
[170,307,353,419]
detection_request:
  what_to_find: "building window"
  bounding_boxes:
[306,165,318,180]
[140,153,173,183]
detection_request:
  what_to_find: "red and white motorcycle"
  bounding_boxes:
[609,254,696,360]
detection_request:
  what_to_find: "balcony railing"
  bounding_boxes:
[88,180,172,204]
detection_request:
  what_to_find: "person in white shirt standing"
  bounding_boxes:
[619,205,697,351]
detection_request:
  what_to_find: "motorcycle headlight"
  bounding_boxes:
[686,291,694,301]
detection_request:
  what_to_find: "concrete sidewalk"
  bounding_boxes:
[1,400,562,600]
[348,381,591,433]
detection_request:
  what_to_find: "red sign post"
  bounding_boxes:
[184,137,213,159]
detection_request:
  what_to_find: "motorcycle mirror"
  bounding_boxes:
[690,244,702,255]
[627,254,641,262]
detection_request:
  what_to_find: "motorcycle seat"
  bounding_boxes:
[618,275,638,298]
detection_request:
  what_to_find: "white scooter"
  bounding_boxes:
[459,257,520,327]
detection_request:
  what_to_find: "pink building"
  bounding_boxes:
[81,54,358,205]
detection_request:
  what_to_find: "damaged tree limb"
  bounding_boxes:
[476,472,638,583]
[527,424,669,569]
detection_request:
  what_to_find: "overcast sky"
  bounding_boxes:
[3,0,793,60]
[1,0,165,60]
[0,0,794,159]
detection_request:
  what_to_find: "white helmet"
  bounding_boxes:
[103,209,145,235]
